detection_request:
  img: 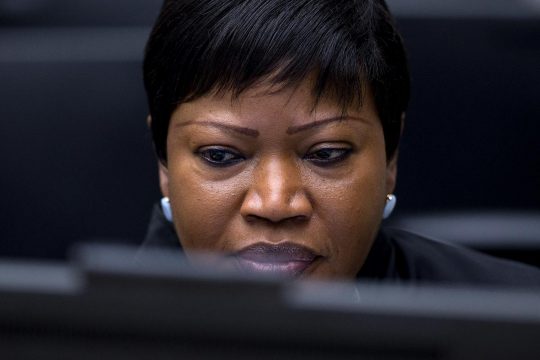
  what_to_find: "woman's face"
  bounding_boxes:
[160,78,397,280]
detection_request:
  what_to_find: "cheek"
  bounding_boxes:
[308,156,387,276]
[313,152,387,221]
[316,173,385,238]
[167,161,246,251]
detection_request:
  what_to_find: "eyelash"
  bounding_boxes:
[197,146,352,167]
[197,147,245,167]
[304,147,352,166]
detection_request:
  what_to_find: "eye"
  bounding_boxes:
[305,147,352,166]
[197,147,244,167]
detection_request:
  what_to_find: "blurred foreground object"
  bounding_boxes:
[0,245,540,359]
[389,212,540,268]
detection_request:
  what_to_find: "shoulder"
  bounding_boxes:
[382,228,540,287]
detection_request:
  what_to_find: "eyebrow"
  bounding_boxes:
[175,120,260,137]
[286,116,368,135]
[175,115,367,137]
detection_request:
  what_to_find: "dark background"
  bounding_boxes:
[1,0,539,259]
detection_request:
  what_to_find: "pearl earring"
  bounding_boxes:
[383,194,396,219]
[161,197,173,222]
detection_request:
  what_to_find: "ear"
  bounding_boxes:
[148,114,170,198]
[386,150,398,195]
[386,112,405,194]
[158,162,170,198]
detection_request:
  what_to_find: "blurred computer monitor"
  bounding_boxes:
[0,245,539,359]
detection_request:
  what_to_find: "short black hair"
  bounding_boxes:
[144,0,410,163]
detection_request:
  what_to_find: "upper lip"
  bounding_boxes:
[234,242,319,263]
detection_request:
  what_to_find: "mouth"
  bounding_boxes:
[232,242,321,278]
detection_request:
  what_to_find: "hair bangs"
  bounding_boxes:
[176,1,371,110]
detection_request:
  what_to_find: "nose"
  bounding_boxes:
[240,156,313,224]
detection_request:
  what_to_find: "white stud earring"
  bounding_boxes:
[383,194,396,219]
[161,197,173,222]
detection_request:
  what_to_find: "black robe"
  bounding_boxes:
[140,204,540,287]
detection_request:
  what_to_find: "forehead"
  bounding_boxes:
[175,76,374,122]
[168,86,381,144]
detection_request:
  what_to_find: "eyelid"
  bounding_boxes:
[197,145,241,153]
[306,141,354,155]
[304,145,353,166]
[306,147,351,157]
[197,146,245,167]
[308,142,352,151]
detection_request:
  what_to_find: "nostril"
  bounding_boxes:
[289,215,309,224]
[244,214,263,223]
[244,214,309,225]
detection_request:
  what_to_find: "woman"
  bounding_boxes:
[141,0,540,284]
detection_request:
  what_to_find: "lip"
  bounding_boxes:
[233,242,321,278]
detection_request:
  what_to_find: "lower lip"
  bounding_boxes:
[234,258,316,278]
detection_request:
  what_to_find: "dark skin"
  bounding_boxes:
[158,77,399,280]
